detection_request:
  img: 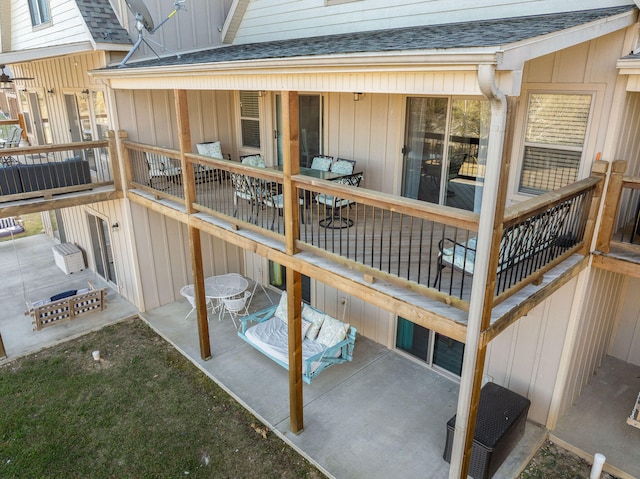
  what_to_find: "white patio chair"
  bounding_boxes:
[179,284,213,321]
[220,291,252,328]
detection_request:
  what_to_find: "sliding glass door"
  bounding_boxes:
[402,97,489,212]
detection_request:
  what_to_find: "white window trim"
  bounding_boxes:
[28,0,52,28]
[235,90,265,159]
[508,83,605,203]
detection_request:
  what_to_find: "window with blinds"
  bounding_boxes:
[519,93,592,194]
[240,91,260,149]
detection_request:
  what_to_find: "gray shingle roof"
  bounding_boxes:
[117,5,634,69]
[76,0,131,45]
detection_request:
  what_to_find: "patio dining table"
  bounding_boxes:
[204,273,249,320]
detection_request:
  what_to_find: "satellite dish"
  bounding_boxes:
[125,0,154,32]
[119,0,185,67]
[0,65,34,84]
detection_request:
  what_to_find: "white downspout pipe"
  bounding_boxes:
[448,64,507,479]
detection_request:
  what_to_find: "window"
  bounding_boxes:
[240,91,260,149]
[518,93,592,194]
[28,0,51,26]
[396,317,465,377]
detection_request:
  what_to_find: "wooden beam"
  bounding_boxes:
[174,89,197,214]
[286,267,304,433]
[105,130,122,192]
[282,90,304,434]
[481,255,588,346]
[0,333,5,360]
[591,253,640,279]
[188,225,211,360]
[0,188,122,217]
[117,130,133,194]
[596,160,626,253]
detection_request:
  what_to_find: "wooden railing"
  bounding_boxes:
[0,138,115,203]
[595,160,640,254]
[122,140,602,311]
[493,175,601,305]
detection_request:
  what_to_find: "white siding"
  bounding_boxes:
[59,199,141,308]
[10,0,90,51]
[507,30,628,204]
[485,278,578,426]
[233,0,634,44]
[12,52,108,144]
[609,276,640,366]
[130,203,243,311]
[117,0,233,64]
[557,268,625,422]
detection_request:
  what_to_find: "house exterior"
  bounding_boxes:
[2,1,640,477]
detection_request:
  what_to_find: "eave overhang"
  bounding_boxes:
[0,41,130,64]
[91,6,637,94]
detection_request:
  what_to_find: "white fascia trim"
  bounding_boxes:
[92,49,500,81]
[0,41,95,63]
[497,8,638,71]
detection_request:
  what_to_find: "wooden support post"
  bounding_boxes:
[458,96,517,479]
[116,130,132,193]
[595,160,626,253]
[17,113,27,141]
[0,333,5,360]
[174,89,196,214]
[175,89,211,360]
[105,130,122,191]
[282,90,304,433]
[189,225,211,360]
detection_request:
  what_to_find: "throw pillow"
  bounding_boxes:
[316,315,349,348]
[274,291,288,323]
[302,304,326,340]
[301,319,312,339]
[196,141,223,159]
[50,290,77,302]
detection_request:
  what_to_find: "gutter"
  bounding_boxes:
[447,64,507,479]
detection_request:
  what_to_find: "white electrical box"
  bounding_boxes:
[52,242,85,274]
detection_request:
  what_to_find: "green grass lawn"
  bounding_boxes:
[0,318,323,478]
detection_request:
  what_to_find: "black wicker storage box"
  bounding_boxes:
[443,382,530,479]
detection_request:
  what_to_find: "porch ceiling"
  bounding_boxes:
[93,6,636,93]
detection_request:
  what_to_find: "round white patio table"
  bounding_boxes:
[204,273,249,320]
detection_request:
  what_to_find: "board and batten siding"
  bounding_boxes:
[232,0,634,44]
[507,29,630,204]
[609,276,640,366]
[615,92,640,177]
[58,199,140,308]
[13,52,110,145]
[9,0,90,52]
[116,0,232,65]
[130,202,244,311]
[555,267,626,426]
[484,278,578,426]
[113,89,236,157]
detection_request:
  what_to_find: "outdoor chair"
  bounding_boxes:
[310,155,333,172]
[316,172,364,228]
[1,126,22,149]
[230,156,266,220]
[146,152,182,190]
[180,284,214,321]
[220,291,252,328]
[262,183,307,230]
[330,158,356,175]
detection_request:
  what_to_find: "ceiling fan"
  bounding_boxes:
[0,65,34,85]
